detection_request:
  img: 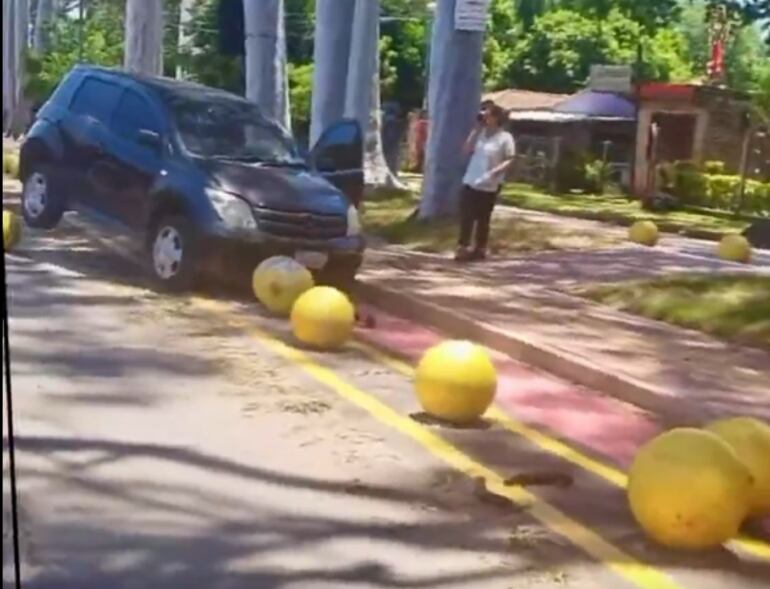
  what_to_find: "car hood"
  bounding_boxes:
[202,159,349,215]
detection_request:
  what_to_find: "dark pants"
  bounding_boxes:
[458,185,497,251]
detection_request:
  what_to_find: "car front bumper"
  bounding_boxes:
[199,227,366,282]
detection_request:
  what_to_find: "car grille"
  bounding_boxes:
[253,206,347,240]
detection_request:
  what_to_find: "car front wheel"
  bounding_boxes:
[148,216,199,292]
[21,166,65,229]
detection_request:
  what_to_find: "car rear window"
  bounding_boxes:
[69,77,123,124]
[111,90,162,140]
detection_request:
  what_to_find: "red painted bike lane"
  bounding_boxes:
[354,305,770,538]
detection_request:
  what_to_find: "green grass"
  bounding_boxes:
[500,184,751,237]
[581,275,770,349]
[362,186,618,254]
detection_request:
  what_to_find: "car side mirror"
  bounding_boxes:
[137,129,162,151]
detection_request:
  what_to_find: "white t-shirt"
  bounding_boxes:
[462,129,516,192]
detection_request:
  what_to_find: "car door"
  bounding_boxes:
[309,119,364,208]
[58,76,123,214]
[91,88,166,230]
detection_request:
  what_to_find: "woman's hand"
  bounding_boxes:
[463,126,482,156]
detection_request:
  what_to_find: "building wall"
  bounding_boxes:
[697,93,750,172]
[633,101,708,195]
[633,89,751,195]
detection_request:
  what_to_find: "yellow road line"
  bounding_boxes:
[349,339,770,562]
[194,297,682,589]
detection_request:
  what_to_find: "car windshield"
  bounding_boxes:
[167,93,305,167]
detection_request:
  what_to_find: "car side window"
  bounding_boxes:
[69,78,123,124]
[111,90,162,143]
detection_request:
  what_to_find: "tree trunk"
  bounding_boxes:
[176,0,195,79]
[418,0,485,219]
[3,0,18,134]
[364,47,406,188]
[32,0,54,53]
[4,0,31,137]
[344,0,403,188]
[309,0,355,146]
[243,0,291,131]
[124,0,164,76]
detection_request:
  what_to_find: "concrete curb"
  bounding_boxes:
[355,279,709,426]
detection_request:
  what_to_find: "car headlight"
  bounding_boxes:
[347,205,361,236]
[206,188,256,230]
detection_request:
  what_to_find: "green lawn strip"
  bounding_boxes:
[500,184,751,238]
[363,186,618,254]
[579,274,770,350]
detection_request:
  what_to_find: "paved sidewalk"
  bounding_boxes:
[358,244,770,423]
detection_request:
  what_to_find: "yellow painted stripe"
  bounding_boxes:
[349,339,770,562]
[193,297,682,589]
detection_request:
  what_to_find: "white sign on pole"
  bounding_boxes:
[589,65,633,94]
[455,0,491,32]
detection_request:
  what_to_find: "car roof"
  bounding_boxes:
[73,65,251,105]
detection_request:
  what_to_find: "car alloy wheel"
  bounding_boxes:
[152,225,184,280]
[23,172,48,219]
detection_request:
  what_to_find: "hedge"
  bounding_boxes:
[659,161,769,215]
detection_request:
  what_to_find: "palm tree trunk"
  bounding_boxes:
[243,0,291,130]
[309,0,355,145]
[32,0,55,53]
[124,0,164,76]
[176,0,195,79]
[345,0,404,188]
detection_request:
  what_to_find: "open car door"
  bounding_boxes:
[309,119,364,208]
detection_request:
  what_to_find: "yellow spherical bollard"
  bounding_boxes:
[290,286,356,350]
[628,428,753,550]
[628,221,659,247]
[3,210,22,252]
[252,256,314,316]
[3,152,19,179]
[706,417,770,518]
[415,340,497,425]
[717,234,751,264]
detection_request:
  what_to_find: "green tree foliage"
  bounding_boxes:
[503,8,693,93]
[379,0,430,110]
[24,0,124,104]
[677,0,770,91]
[559,0,681,32]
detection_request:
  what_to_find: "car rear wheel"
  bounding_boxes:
[21,166,64,229]
[148,216,199,292]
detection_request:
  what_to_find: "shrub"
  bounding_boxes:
[703,160,726,175]
[672,169,709,206]
[706,175,740,210]
[585,159,612,195]
[554,150,590,193]
[740,181,770,215]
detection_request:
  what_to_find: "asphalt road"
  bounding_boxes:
[3,200,769,589]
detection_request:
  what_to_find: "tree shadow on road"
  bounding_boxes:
[4,434,769,589]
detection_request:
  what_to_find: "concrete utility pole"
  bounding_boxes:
[419,0,485,219]
[176,0,195,79]
[310,0,355,145]
[243,0,291,130]
[124,0,164,76]
[32,0,55,53]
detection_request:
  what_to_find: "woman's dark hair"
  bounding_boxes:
[487,104,508,126]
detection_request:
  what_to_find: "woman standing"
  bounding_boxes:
[456,103,516,261]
